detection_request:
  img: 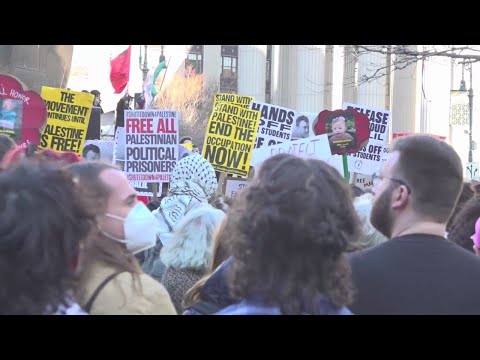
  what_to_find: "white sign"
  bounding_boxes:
[466,162,479,180]
[250,134,345,178]
[354,173,374,191]
[343,102,391,176]
[124,109,179,184]
[250,101,296,149]
[225,179,248,199]
[82,140,114,164]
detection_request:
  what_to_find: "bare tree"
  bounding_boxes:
[153,65,218,149]
[347,45,480,85]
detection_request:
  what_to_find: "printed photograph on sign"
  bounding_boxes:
[291,114,310,139]
[313,109,369,156]
[0,98,23,140]
[83,140,114,164]
[0,74,47,146]
[326,112,356,152]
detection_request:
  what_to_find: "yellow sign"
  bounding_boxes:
[39,87,93,155]
[202,100,260,177]
[214,93,254,109]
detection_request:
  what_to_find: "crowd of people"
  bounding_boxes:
[2,132,480,315]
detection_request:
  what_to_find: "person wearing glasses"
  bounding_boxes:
[349,135,480,315]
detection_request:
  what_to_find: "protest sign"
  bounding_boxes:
[313,108,370,155]
[342,103,391,175]
[39,87,93,155]
[203,101,261,177]
[250,134,345,178]
[392,132,446,141]
[83,140,114,164]
[354,173,374,191]
[250,101,296,148]
[124,109,179,184]
[215,93,253,109]
[0,74,47,146]
[225,178,248,199]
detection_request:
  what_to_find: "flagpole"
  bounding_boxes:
[149,56,171,109]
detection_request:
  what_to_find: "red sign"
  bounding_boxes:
[0,74,47,147]
[312,109,371,155]
[392,132,446,141]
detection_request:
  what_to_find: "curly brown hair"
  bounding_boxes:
[225,154,360,314]
[448,196,480,253]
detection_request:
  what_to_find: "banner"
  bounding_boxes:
[203,101,261,177]
[124,109,179,184]
[343,103,391,176]
[250,101,296,148]
[39,87,93,155]
[224,178,248,199]
[82,140,114,164]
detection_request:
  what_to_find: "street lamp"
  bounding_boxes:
[139,45,149,81]
[459,62,475,163]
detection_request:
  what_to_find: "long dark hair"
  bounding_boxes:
[0,159,93,314]
[66,162,142,290]
[226,154,360,314]
[448,196,480,253]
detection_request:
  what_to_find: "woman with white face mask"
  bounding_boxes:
[67,162,176,315]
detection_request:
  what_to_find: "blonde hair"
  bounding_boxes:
[351,193,388,250]
[160,204,225,270]
[332,116,346,126]
[182,217,230,308]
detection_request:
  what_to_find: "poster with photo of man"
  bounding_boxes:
[82,140,114,164]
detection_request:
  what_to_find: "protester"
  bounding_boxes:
[349,193,388,251]
[446,181,474,233]
[350,135,480,314]
[2,145,81,168]
[160,204,225,313]
[142,155,218,282]
[67,162,176,315]
[448,196,480,253]
[0,159,92,314]
[183,218,234,315]
[0,134,15,162]
[115,94,133,132]
[90,90,104,114]
[471,217,480,256]
[216,154,360,315]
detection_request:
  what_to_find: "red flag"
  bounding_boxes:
[110,46,131,94]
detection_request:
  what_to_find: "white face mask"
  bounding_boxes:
[103,203,158,254]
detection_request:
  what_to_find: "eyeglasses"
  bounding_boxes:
[372,172,412,194]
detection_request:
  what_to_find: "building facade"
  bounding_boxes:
[67,45,479,167]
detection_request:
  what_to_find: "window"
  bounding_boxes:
[220,45,238,93]
[265,45,272,103]
[185,45,203,74]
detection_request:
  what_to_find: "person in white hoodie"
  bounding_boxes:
[142,155,218,282]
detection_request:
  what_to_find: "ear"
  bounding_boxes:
[391,185,409,210]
